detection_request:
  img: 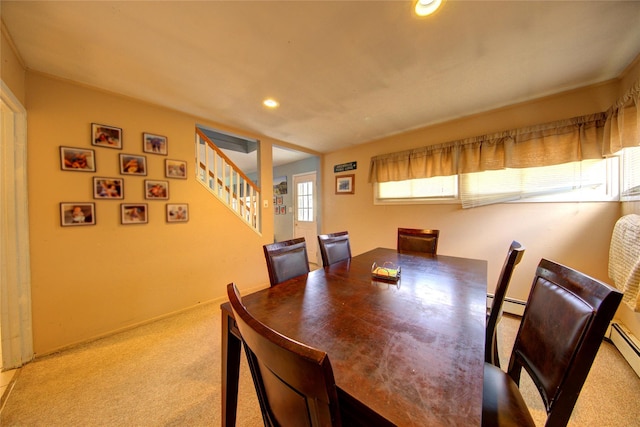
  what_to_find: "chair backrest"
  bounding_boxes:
[263,237,310,286]
[397,228,440,255]
[485,241,525,367]
[507,259,622,426]
[227,283,342,427]
[318,231,352,267]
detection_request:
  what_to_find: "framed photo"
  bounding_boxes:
[165,159,187,179]
[335,174,355,195]
[119,154,147,175]
[166,203,189,223]
[145,180,169,199]
[143,132,168,155]
[121,203,148,224]
[92,123,122,149]
[279,206,286,215]
[60,203,95,226]
[274,176,287,195]
[93,177,124,199]
[276,196,283,205]
[60,146,96,172]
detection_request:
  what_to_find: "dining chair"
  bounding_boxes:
[318,231,352,267]
[227,283,343,427]
[397,228,440,255]
[482,258,622,427]
[263,237,310,286]
[485,241,525,368]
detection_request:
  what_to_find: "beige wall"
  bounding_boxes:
[1,24,26,103]
[26,72,279,355]
[321,81,624,310]
[619,54,640,97]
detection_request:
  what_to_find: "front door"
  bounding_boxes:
[293,172,318,265]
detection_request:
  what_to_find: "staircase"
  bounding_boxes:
[195,128,261,233]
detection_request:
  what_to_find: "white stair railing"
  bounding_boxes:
[195,129,261,233]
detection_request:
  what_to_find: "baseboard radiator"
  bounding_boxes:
[486,295,527,317]
[487,295,640,378]
[609,323,640,378]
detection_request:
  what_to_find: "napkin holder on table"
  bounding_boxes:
[371,262,401,283]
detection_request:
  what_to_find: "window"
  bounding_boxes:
[375,157,619,207]
[375,175,458,204]
[621,146,640,200]
[460,158,618,208]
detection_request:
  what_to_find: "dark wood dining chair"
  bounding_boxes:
[227,283,343,427]
[485,241,525,368]
[397,228,440,255]
[318,231,352,267]
[482,259,622,427]
[263,237,310,286]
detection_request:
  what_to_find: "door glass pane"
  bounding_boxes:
[297,181,314,222]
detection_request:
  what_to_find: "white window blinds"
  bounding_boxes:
[460,159,616,208]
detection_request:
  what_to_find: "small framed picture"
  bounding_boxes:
[120,154,147,175]
[166,203,189,223]
[92,123,122,149]
[276,196,283,205]
[121,203,148,224]
[93,177,124,199]
[274,176,287,195]
[165,159,187,179]
[60,146,96,172]
[145,180,169,199]
[143,133,168,155]
[60,203,96,226]
[335,174,355,195]
[279,206,286,215]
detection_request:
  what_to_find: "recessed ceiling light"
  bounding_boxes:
[263,99,279,108]
[415,0,443,17]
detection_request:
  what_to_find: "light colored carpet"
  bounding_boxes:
[1,305,639,426]
[0,302,262,427]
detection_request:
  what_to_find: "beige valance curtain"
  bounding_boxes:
[603,78,640,156]
[369,113,607,183]
[367,143,457,183]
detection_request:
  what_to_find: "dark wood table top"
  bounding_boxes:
[234,247,487,426]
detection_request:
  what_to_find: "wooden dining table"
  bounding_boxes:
[221,247,488,426]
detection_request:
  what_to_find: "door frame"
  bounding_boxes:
[1,80,33,369]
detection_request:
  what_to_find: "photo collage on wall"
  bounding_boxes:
[59,123,189,226]
[273,176,287,215]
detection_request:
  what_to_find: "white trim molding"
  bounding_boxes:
[0,79,33,369]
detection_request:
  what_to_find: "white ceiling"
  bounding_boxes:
[225,144,311,174]
[3,1,640,159]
